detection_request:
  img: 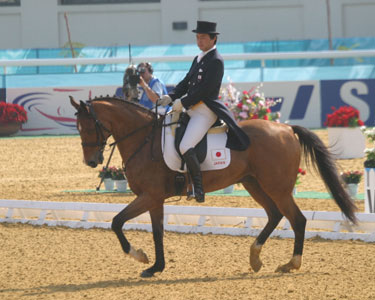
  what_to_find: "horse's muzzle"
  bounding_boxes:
[87,150,104,168]
[88,160,98,168]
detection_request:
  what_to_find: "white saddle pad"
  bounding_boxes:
[161,114,231,173]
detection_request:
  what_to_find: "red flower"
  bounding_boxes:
[0,102,28,124]
[324,106,363,128]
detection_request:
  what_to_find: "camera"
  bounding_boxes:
[129,73,140,87]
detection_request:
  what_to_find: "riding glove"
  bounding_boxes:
[158,95,172,106]
[172,99,183,112]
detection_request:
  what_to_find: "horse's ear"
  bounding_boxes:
[70,96,80,110]
[79,100,88,113]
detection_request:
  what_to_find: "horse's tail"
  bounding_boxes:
[292,125,358,224]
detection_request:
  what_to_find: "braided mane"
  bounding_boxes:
[89,95,157,119]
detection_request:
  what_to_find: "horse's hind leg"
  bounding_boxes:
[273,195,306,273]
[242,179,283,272]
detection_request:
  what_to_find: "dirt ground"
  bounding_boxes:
[0,129,374,300]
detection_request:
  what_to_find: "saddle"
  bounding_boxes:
[170,111,228,195]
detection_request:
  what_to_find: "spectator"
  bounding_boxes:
[137,62,169,114]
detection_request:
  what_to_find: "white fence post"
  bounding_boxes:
[365,168,375,213]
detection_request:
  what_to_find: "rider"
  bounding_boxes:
[158,21,250,203]
[137,62,169,114]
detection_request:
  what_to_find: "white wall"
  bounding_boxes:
[1,0,375,49]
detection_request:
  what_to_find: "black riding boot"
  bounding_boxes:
[183,148,205,203]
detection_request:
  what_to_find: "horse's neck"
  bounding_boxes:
[97,100,155,149]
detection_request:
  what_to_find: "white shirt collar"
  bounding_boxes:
[197,45,216,63]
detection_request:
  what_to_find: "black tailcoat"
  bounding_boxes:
[168,48,250,151]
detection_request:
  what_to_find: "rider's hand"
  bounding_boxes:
[172,99,183,112]
[158,95,172,106]
[138,76,146,88]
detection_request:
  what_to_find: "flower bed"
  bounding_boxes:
[220,83,281,122]
[0,102,28,136]
[0,102,28,124]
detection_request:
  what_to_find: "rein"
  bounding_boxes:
[81,100,180,191]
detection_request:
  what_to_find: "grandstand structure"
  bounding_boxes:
[0,0,374,129]
[0,0,375,49]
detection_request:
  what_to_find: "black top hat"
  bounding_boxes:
[192,21,220,35]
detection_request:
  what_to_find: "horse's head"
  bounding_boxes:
[122,64,140,102]
[70,96,111,168]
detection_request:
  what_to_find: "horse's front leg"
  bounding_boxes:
[111,196,153,265]
[141,204,165,278]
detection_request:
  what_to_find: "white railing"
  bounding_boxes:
[1,199,375,242]
[1,49,375,81]
[1,49,375,67]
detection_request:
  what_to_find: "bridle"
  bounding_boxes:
[80,101,111,149]
[78,100,159,170]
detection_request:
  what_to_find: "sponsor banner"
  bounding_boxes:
[5,79,374,136]
[231,79,375,128]
[320,79,375,127]
[6,86,119,135]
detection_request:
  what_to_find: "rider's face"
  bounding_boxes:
[196,33,216,52]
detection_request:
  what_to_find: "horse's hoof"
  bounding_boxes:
[250,242,263,272]
[250,259,263,273]
[275,264,291,273]
[140,270,154,278]
[275,255,301,273]
[129,246,149,264]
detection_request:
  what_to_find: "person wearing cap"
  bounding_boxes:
[158,21,250,203]
[137,62,169,114]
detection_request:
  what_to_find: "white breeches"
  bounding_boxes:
[179,102,217,155]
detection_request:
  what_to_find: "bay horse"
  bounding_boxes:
[70,96,357,278]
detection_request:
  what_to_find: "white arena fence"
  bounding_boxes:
[2,49,375,67]
[1,199,375,243]
[2,49,375,80]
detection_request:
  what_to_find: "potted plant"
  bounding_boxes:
[362,127,375,212]
[294,167,306,195]
[98,166,114,191]
[362,127,375,168]
[111,166,128,192]
[324,106,365,159]
[341,170,362,199]
[0,102,28,136]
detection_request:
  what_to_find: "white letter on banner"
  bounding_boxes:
[340,81,370,122]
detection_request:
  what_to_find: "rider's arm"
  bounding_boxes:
[139,77,159,103]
